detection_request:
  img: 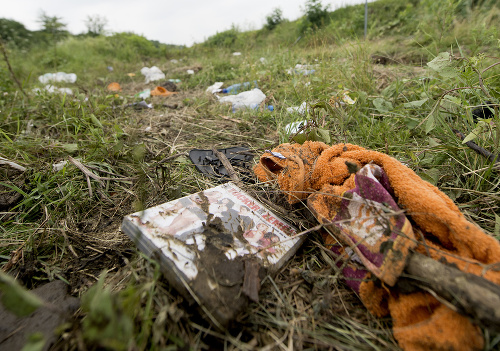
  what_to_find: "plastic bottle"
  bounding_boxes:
[221,81,258,94]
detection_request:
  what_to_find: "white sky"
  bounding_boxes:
[3,0,374,47]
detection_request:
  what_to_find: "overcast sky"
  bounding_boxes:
[3,0,374,47]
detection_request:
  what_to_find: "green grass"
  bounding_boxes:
[1,0,500,349]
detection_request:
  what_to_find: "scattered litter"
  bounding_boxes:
[286,64,317,76]
[221,81,258,94]
[135,89,151,99]
[232,52,242,56]
[107,66,113,72]
[53,160,68,172]
[144,126,152,132]
[151,86,178,97]
[265,150,286,159]
[186,69,195,75]
[127,73,136,77]
[286,102,308,115]
[189,146,254,179]
[124,101,153,109]
[107,82,122,92]
[141,66,165,83]
[170,59,179,64]
[284,120,308,135]
[33,85,73,95]
[160,81,178,92]
[38,72,77,84]
[329,90,357,107]
[219,88,268,112]
[206,82,224,94]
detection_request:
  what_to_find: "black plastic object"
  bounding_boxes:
[189,147,254,181]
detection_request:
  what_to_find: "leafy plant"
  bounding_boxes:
[265,8,285,31]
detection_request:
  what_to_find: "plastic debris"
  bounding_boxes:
[151,86,178,97]
[124,101,153,109]
[186,69,195,75]
[232,52,242,56]
[219,88,269,112]
[286,64,317,76]
[141,66,165,83]
[107,82,122,92]
[161,81,178,92]
[265,150,286,159]
[33,85,73,95]
[38,72,77,84]
[135,89,151,99]
[284,120,308,135]
[329,90,357,107]
[53,160,68,172]
[107,66,113,72]
[221,81,258,94]
[127,73,136,77]
[170,59,179,64]
[286,102,308,115]
[168,79,182,83]
[206,82,224,94]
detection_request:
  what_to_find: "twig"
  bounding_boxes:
[0,38,27,97]
[211,148,242,186]
[452,129,499,164]
[0,156,26,172]
[68,156,105,197]
[158,152,188,164]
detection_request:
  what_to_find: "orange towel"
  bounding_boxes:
[255,141,500,351]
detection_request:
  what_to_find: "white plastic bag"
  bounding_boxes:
[286,102,308,115]
[219,88,266,111]
[140,66,165,83]
[206,82,224,94]
[38,72,77,84]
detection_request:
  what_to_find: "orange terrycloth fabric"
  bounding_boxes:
[254,141,500,351]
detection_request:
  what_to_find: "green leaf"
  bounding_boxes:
[292,133,308,144]
[90,114,103,129]
[462,121,488,143]
[308,128,331,144]
[21,332,46,351]
[62,143,78,153]
[419,168,440,185]
[0,271,43,317]
[425,114,435,133]
[443,94,462,106]
[428,137,441,147]
[427,52,458,78]
[373,98,393,113]
[403,98,428,108]
[404,117,419,129]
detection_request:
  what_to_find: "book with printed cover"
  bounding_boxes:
[121,182,304,327]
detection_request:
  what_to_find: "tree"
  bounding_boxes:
[38,11,67,41]
[85,15,108,37]
[301,0,331,32]
[0,19,32,48]
[37,11,67,69]
[265,8,284,31]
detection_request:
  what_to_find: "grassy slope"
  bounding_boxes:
[1,0,500,349]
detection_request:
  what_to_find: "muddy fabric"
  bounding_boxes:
[254,141,500,351]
